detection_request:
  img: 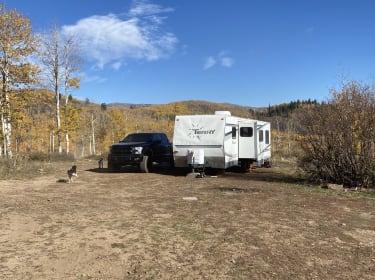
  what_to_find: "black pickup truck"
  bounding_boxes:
[107,132,174,172]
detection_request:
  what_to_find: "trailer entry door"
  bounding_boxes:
[238,121,255,159]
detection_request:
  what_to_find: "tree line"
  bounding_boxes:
[0,5,80,158]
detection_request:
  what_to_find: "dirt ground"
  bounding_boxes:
[0,159,374,280]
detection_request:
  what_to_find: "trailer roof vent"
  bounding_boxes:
[215,111,231,116]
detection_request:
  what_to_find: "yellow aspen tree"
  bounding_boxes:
[61,102,81,154]
[0,5,37,158]
[107,107,127,143]
[62,34,81,155]
[39,24,81,155]
[10,88,34,153]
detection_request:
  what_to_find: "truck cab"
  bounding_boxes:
[108,132,173,172]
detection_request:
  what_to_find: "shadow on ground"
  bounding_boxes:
[85,164,309,185]
[208,164,309,185]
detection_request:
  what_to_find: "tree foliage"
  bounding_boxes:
[38,24,81,155]
[299,81,375,188]
[0,5,37,157]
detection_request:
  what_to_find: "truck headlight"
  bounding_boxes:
[132,147,143,154]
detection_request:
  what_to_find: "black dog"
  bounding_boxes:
[98,158,104,169]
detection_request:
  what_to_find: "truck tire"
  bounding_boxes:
[108,162,119,171]
[140,155,151,173]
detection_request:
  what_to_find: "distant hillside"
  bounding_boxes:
[106,103,152,109]
[7,90,317,157]
[105,100,264,119]
[98,99,318,122]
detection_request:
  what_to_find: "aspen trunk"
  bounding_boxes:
[66,131,70,154]
[56,92,62,154]
[91,113,96,155]
[1,76,12,158]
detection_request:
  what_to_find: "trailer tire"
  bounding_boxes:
[240,160,251,172]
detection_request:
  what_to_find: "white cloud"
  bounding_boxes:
[111,61,123,71]
[61,0,177,70]
[203,56,216,70]
[204,51,234,70]
[129,0,174,16]
[220,56,234,68]
[83,74,107,84]
[219,51,234,68]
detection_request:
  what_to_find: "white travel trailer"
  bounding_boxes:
[173,111,271,171]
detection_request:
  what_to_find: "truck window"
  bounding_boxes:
[232,127,236,139]
[160,134,167,144]
[123,134,152,142]
[240,127,253,137]
[153,134,162,142]
[259,130,264,142]
[265,130,270,144]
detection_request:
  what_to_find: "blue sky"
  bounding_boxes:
[10,0,375,107]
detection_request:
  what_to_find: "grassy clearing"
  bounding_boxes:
[0,152,75,180]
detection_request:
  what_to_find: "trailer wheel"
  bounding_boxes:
[240,160,251,172]
[140,155,152,173]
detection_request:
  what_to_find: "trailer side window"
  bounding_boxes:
[259,130,264,142]
[232,127,236,139]
[240,127,253,137]
[265,130,270,144]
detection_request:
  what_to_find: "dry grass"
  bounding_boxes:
[0,159,374,279]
